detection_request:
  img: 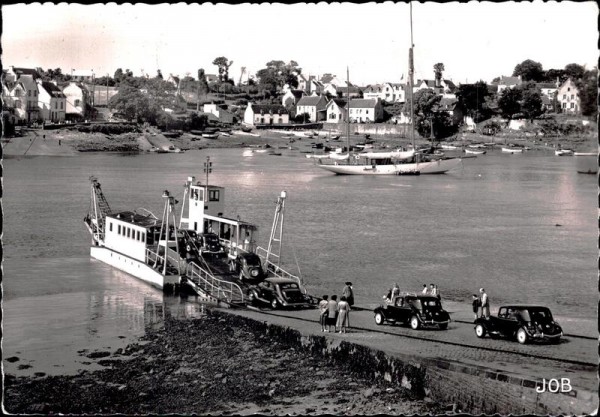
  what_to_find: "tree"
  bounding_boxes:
[544,68,566,84]
[519,83,543,121]
[212,56,233,82]
[109,85,152,122]
[433,63,445,84]
[577,68,598,117]
[455,81,490,122]
[564,63,585,81]
[412,89,457,139]
[512,59,544,82]
[497,87,522,119]
[196,69,210,111]
[256,60,302,94]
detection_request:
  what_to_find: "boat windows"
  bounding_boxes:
[118,224,121,235]
[209,190,220,201]
[136,230,140,241]
[141,233,145,243]
[127,228,131,238]
[109,222,112,232]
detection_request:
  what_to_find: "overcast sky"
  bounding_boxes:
[3,2,598,85]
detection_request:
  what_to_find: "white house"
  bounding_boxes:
[496,75,522,94]
[326,99,347,122]
[9,74,40,122]
[281,89,305,108]
[324,84,362,98]
[390,83,406,103]
[348,98,383,123]
[203,103,236,124]
[557,78,580,114]
[297,74,309,92]
[62,82,89,119]
[37,80,66,122]
[296,95,328,122]
[244,103,289,126]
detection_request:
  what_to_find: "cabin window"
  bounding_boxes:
[141,233,145,243]
[118,224,121,234]
[75,99,80,107]
[136,230,140,241]
[109,222,112,232]
[127,228,130,238]
[209,190,220,201]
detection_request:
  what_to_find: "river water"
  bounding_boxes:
[3,146,597,375]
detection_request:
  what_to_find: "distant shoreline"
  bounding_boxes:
[2,125,595,157]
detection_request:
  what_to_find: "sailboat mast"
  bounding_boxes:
[346,66,350,156]
[408,2,415,149]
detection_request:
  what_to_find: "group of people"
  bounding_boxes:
[471,288,490,319]
[422,283,441,298]
[318,282,354,333]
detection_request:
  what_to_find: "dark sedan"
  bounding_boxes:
[474,305,563,344]
[374,294,450,330]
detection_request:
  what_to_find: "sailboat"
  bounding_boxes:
[315,4,461,176]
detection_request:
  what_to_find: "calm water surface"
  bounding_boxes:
[3,146,596,374]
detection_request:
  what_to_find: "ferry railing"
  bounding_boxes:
[255,246,305,293]
[146,248,165,267]
[186,262,245,304]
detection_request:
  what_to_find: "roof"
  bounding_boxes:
[499,76,521,86]
[537,82,557,89]
[296,95,326,106]
[108,211,161,228]
[439,97,458,107]
[418,80,437,88]
[250,104,289,114]
[41,81,67,98]
[289,89,304,99]
[336,85,361,94]
[328,98,347,108]
[11,67,41,79]
[17,74,38,91]
[349,98,379,108]
[320,74,335,84]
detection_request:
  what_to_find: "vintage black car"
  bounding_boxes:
[373,294,450,330]
[196,232,223,256]
[233,252,267,282]
[474,305,562,344]
[247,277,311,309]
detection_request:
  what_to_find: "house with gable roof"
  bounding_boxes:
[557,78,580,114]
[348,98,383,123]
[297,74,309,92]
[326,98,347,122]
[71,70,95,83]
[323,83,362,98]
[4,66,41,83]
[62,81,90,119]
[8,74,40,122]
[282,89,305,108]
[296,95,328,122]
[244,103,289,126]
[496,75,522,94]
[37,79,66,122]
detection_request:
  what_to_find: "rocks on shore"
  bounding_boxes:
[4,311,442,415]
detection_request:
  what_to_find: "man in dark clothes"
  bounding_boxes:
[472,294,481,320]
[342,282,354,307]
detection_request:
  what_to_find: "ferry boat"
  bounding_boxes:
[84,172,307,305]
[84,177,182,292]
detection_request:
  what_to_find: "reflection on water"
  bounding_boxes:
[2,147,597,376]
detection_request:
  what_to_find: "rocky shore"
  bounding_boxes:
[4,311,444,415]
[3,124,596,157]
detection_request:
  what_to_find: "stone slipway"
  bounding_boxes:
[210,304,596,415]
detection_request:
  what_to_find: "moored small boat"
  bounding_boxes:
[502,147,523,154]
[574,152,598,174]
[555,149,574,156]
[465,149,486,155]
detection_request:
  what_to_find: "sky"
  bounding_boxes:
[2,2,598,86]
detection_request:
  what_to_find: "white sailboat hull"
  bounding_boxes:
[316,158,462,175]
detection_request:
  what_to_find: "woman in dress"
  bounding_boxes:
[327,295,338,332]
[336,296,351,333]
[319,295,329,332]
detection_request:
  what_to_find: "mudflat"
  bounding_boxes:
[4,311,444,415]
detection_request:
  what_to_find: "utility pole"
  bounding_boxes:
[106,73,109,110]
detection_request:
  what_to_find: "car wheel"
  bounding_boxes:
[410,316,420,330]
[439,323,448,330]
[248,291,256,305]
[475,323,486,338]
[374,312,385,325]
[271,299,278,309]
[516,328,528,344]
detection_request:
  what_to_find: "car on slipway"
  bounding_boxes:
[373,293,450,330]
[474,305,563,344]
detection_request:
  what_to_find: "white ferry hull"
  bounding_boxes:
[316,158,462,175]
[90,246,180,290]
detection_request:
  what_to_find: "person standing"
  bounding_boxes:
[435,285,441,300]
[429,283,437,297]
[471,294,480,320]
[390,283,400,305]
[319,295,329,332]
[342,282,354,307]
[327,295,339,332]
[480,288,490,318]
[422,284,428,294]
[336,296,351,333]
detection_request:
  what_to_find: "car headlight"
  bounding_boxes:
[250,269,259,277]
